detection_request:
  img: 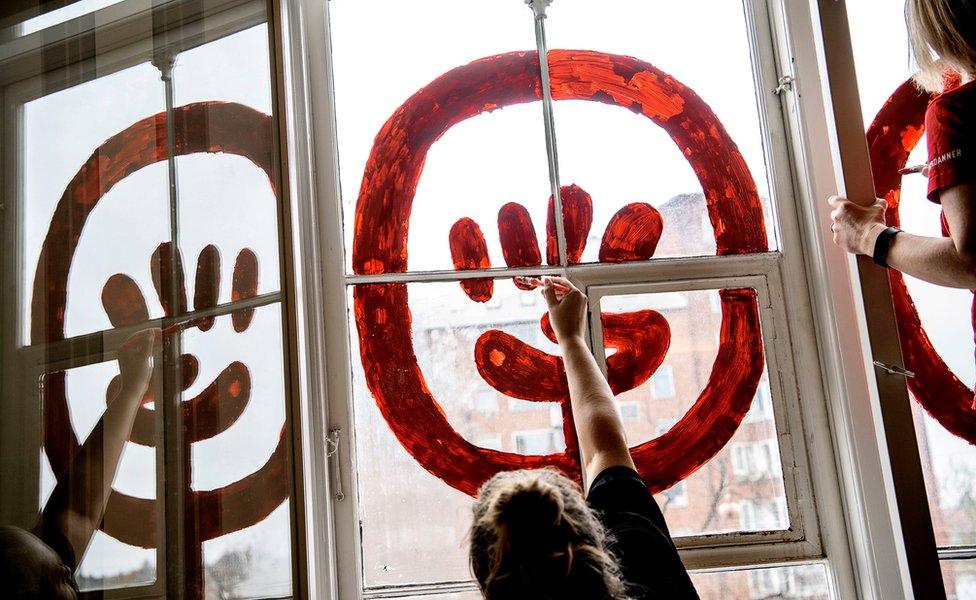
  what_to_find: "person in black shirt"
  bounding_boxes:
[469,277,699,600]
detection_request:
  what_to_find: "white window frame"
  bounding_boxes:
[277,0,928,599]
[0,2,307,598]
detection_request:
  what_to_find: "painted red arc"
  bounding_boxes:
[33,102,289,548]
[352,50,767,496]
[867,78,976,444]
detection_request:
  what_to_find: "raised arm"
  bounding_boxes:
[38,329,157,567]
[829,183,976,288]
[543,277,634,491]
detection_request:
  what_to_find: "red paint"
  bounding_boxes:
[631,289,763,490]
[231,248,259,333]
[449,218,493,302]
[151,242,187,317]
[194,244,220,332]
[498,202,542,290]
[599,203,663,263]
[102,274,150,327]
[867,78,976,444]
[352,51,767,496]
[546,184,593,265]
[33,102,287,554]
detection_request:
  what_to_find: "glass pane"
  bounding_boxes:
[330,0,555,274]
[39,359,163,591]
[599,289,787,536]
[172,25,282,307]
[185,305,293,599]
[942,559,976,600]
[203,503,293,600]
[848,0,976,550]
[3,4,298,597]
[543,0,776,263]
[691,563,831,599]
[350,279,571,589]
[17,0,130,36]
[19,62,168,345]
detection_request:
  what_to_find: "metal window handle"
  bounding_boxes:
[873,361,916,378]
[771,75,795,96]
[326,427,345,501]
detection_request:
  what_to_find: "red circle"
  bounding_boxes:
[33,102,289,547]
[867,79,976,443]
[353,50,768,495]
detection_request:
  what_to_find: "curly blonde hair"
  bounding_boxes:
[469,469,632,600]
[907,0,976,91]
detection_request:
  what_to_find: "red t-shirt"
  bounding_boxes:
[925,80,976,406]
[927,80,976,202]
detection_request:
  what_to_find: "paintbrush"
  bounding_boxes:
[898,164,928,175]
[513,276,571,293]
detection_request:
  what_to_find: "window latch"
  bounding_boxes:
[873,360,915,378]
[771,75,795,96]
[326,427,345,501]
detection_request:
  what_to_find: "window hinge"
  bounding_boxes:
[771,75,795,96]
[326,427,345,501]
[873,361,915,378]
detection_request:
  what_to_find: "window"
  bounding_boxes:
[474,386,499,414]
[513,430,564,455]
[618,400,640,422]
[323,0,846,596]
[744,374,774,423]
[662,481,689,509]
[847,0,976,588]
[739,499,787,531]
[650,364,676,399]
[732,440,782,481]
[1,3,301,597]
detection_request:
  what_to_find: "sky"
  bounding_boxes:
[8,0,976,590]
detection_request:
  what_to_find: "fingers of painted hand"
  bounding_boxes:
[543,277,587,343]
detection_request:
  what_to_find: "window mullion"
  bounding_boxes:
[527,0,568,268]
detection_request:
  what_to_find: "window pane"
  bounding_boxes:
[330,0,555,274]
[17,0,130,36]
[19,62,168,345]
[691,563,831,599]
[543,0,776,264]
[942,559,976,600]
[40,360,163,590]
[183,305,292,600]
[847,0,976,551]
[350,279,573,589]
[3,5,298,597]
[598,289,787,536]
[171,25,282,308]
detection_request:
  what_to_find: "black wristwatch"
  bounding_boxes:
[872,226,902,268]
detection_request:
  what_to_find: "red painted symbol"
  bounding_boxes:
[866,77,976,444]
[353,50,768,496]
[34,102,288,548]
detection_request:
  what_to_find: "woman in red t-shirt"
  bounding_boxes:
[829,0,976,379]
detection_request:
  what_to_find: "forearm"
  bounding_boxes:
[42,380,146,562]
[884,230,976,288]
[561,336,634,482]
